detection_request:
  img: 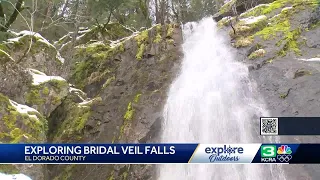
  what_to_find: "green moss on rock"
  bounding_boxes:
[102,76,116,89]
[135,30,149,60]
[25,78,68,117]
[104,23,134,41]
[154,24,162,43]
[230,16,267,39]
[74,42,116,72]
[166,24,174,38]
[219,0,237,14]
[75,23,133,45]
[266,57,275,63]
[0,49,14,64]
[108,170,115,180]
[252,4,306,57]
[310,20,320,29]
[239,0,317,19]
[72,41,124,88]
[277,28,302,57]
[135,30,149,46]
[136,44,146,60]
[124,102,134,121]
[261,0,286,15]
[248,49,266,59]
[254,14,290,40]
[240,4,272,18]
[42,86,50,95]
[166,39,175,45]
[49,79,68,90]
[119,43,125,52]
[76,42,111,57]
[217,17,232,28]
[154,34,162,43]
[54,105,91,141]
[25,88,45,105]
[118,93,142,140]
[119,165,130,180]
[227,0,319,57]
[133,94,142,103]
[0,93,47,143]
[234,36,254,48]
[53,97,102,142]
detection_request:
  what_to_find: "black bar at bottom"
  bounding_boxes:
[260,117,320,135]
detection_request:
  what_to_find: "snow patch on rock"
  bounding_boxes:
[9,100,40,120]
[241,15,267,25]
[239,4,270,17]
[299,58,320,62]
[56,52,65,63]
[281,6,293,12]
[28,69,66,86]
[0,173,32,180]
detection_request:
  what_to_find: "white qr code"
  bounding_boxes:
[260,118,278,135]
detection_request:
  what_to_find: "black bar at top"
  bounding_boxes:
[277,117,320,135]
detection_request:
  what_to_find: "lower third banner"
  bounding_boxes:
[0,143,318,164]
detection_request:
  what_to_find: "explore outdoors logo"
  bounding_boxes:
[261,145,292,163]
[206,145,243,162]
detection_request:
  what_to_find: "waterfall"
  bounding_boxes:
[157,17,286,180]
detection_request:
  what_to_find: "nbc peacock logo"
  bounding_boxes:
[276,145,292,163]
[277,145,292,154]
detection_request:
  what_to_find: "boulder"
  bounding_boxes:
[2,31,64,76]
[0,93,46,180]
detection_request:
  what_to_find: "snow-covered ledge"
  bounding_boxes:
[0,173,32,180]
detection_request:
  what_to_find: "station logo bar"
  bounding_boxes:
[261,145,292,163]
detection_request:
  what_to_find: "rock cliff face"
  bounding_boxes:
[218,1,320,178]
[0,0,319,179]
[48,24,183,180]
[218,0,320,118]
[0,22,182,180]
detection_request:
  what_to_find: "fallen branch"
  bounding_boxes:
[228,17,236,36]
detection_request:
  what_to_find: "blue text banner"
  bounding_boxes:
[0,143,318,164]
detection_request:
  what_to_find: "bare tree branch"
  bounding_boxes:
[105,11,113,26]
[228,16,236,36]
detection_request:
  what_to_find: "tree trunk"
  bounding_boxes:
[111,10,125,24]
[178,0,186,23]
[0,3,4,19]
[155,0,160,24]
[171,0,179,23]
[159,0,166,24]
[139,0,152,27]
[0,0,24,32]
[71,0,80,43]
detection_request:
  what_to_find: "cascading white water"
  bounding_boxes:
[158,17,286,180]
